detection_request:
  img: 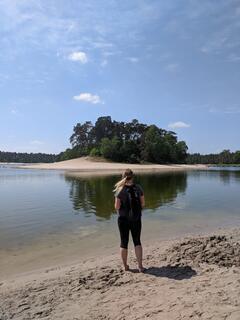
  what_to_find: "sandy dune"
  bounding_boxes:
[1,228,239,320]
[17,157,207,174]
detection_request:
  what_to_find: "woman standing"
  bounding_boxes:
[114,169,145,272]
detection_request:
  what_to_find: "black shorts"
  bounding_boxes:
[118,216,142,249]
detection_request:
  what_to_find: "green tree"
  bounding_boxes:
[100,136,121,161]
[94,116,113,143]
[120,140,140,163]
[234,151,240,164]
[141,125,169,163]
[66,116,189,164]
[0,151,58,163]
[176,141,188,163]
[70,121,94,149]
[89,147,102,157]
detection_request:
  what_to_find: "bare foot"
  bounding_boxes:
[138,267,146,273]
[124,264,130,271]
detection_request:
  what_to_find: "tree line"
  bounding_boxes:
[58,116,188,164]
[0,151,58,163]
[186,150,240,165]
[1,117,239,165]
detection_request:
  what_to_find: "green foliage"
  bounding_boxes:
[100,137,121,161]
[70,121,94,148]
[94,116,113,143]
[234,151,240,164]
[60,144,92,161]
[89,147,101,157]
[141,125,163,163]
[120,140,140,163]
[140,125,186,163]
[0,151,58,163]
[59,147,81,161]
[176,141,188,163]
[187,150,240,164]
[66,116,189,164]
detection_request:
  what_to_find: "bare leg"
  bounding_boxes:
[120,248,129,270]
[134,245,144,272]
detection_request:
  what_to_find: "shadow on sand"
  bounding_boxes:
[145,265,197,280]
[130,265,197,280]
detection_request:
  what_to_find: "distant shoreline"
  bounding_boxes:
[13,157,208,174]
[209,163,240,167]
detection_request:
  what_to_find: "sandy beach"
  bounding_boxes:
[16,157,207,174]
[1,227,239,320]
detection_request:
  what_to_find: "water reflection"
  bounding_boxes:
[138,173,187,211]
[65,175,116,219]
[193,169,240,185]
[65,172,187,219]
[1,168,240,250]
[218,170,240,185]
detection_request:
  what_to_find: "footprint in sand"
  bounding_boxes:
[227,311,240,320]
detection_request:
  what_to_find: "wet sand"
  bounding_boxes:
[2,214,240,280]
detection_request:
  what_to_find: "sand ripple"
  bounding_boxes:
[0,229,240,320]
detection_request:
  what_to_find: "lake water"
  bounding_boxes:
[1,165,240,276]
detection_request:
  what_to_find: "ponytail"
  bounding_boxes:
[113,168,134,194]
[113,177,128,193]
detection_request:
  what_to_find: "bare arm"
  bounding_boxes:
[114,197,121,210]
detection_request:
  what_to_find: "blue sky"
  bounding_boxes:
[0,0,239,154]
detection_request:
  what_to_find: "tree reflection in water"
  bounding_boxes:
[189,169,240,185]
[64,172,187,220]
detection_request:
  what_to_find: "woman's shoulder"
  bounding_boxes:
[134,184,144,195]
[114,186,126,198]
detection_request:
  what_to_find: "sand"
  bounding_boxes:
[16,156,207,174]
[1,227,240,320]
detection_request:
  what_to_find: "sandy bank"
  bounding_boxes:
[16,157,207,174]
[1,227,239,320]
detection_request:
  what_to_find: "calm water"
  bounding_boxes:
[1,166,240,252]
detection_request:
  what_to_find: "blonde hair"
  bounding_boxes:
[113,169,134,193]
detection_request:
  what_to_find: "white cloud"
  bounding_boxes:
[68,51,88,63]
[165,63,180,72]
[73,93,102,104]
[10,108,18,115]
[127,57,139,63]
[100,59,108,67]
[168,121,190,129]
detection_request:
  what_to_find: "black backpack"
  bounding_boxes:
[125,184,142,221]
